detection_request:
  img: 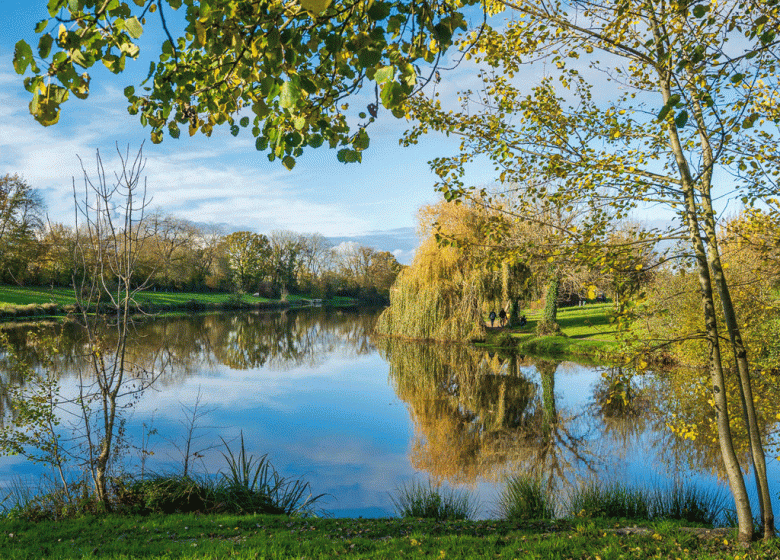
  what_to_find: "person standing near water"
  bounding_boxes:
[499,308,507,327]
[489,310,497,327]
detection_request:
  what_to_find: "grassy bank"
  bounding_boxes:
[0,285,356,322]
[478,302,634,363]
[1,512,775,560]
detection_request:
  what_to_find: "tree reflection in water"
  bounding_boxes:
[376,338,598,496]
[0,308,378,393]
[1,310,776,515]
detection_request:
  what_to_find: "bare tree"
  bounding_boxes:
[70,144,163,507]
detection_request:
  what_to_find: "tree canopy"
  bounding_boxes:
[13,0,476,168]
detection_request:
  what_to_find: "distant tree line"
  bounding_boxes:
[0,174,402,302]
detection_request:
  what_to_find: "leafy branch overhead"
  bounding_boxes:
[14,0,473,168]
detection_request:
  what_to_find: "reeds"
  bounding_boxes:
[390,480,478,520]
[495,475,555,520]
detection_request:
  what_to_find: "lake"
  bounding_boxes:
[0,308,777,520]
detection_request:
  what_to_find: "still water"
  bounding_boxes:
[0,308,777,519]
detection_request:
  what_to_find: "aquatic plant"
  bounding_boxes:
[496,474,555,521]
[390,480,477,520]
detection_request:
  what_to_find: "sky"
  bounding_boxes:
[0,1,495,265]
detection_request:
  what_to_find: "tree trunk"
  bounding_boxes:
[699,207,775,539]
[649,16,755,538]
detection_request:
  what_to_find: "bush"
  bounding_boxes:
[390,480,477,521]
[496,475,554,521]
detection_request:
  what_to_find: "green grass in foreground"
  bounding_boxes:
[0,513,776,560]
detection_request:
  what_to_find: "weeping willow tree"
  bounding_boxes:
[375,199,523,341]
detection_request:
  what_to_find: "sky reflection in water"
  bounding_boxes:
[0,308,777,519]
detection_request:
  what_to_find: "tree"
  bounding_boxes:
[14,0,474,168]
[71,145,163,507]
[269,230,303,294]
[223,231,272,293]
[0,146,163,510]
[405,0,778,541]
[0,174,45,285]
[375,198,513,340]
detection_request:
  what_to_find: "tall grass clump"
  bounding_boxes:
[218,432,326,516]
[496,475,555,520]
[652,482,725,525]
[568,480,651,520]
[391,480,477,521]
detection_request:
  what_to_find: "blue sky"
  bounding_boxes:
[0,1,495,264]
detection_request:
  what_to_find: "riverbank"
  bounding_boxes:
[1,512,772,559]
[476,302,646,364]
[0,285,358,322]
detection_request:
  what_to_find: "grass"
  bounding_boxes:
[567,479,726,525]
[0,512,775,559]
[568,479,652,521]
[0,285,356,321]
[390,480,478,521]
[2,435,325,521]
[495,475,555,521]
[479,302,645,362]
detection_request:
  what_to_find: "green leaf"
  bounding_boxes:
[195,21,207,46]
[13,41,34,75]
[68,0,80,13]
[230,124,240,136]
[71,74,89,99]
[30,84,69,126]
[380,81,403,108]
[353,128,370,150]
[692,4,708,17]
[37,35,53,59]
[279,81,299,109]
[240,116,250,127]
[35,19,49,33]
[367,2,390,20]
[125,17,143,39]
[674,110,688,128]
[375,66,394,84]
[70,49,87,68]
[300,0,331,15]
[252,99,269,118]
[47,0,66,16]
[282,155,296,169]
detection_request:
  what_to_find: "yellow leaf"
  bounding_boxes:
[300,0,331,14]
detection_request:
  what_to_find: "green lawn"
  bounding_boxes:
[481,302,643,362]
[0,286,78,307]
[0,286,355,320]
[0,512,771,560]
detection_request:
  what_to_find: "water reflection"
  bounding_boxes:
[377,340,599,493]
[0,309,777,518]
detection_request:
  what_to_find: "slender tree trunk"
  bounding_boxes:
[699,208,775,539]
[649,10,754,538]
[686,68,775,538]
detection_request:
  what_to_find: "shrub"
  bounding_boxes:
[390,480,477,521]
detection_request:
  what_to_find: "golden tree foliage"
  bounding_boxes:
[375,199,508,341]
